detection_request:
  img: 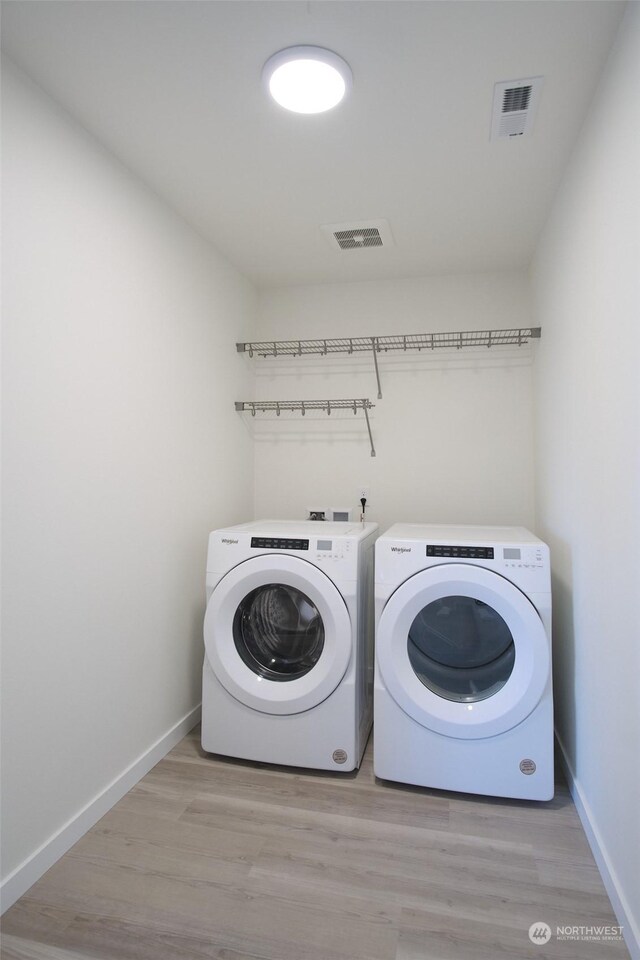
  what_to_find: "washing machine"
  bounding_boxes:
[202,520,378,771]
[374,524,553,800]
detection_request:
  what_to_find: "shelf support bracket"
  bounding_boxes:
[371,337,383,399]
[363,402,376,457]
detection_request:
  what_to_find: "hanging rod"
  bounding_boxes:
[236,327,541,399]
[235,398,376,457]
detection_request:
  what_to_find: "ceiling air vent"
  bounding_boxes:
[321,218,394,251]
[335,228,382,250]
[491,77,543,141]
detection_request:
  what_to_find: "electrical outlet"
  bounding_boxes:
[358,488,370,516]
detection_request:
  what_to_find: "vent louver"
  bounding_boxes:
[503,85,532,113]
[491,77,543,141]
[321,218,394,251]
[334,228,383,250]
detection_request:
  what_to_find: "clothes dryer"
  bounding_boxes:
[203,520,377,771]
[374,524,553,800]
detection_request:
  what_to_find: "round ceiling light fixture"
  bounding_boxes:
[263,45,352,114]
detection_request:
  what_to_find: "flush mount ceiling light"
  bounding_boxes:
[263,45,352,114]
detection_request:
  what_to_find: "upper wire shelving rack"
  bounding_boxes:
[237,327,541,398]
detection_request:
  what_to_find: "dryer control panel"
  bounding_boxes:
[424,543,545,569]
[375,525,550,596]
[427,545,494,559]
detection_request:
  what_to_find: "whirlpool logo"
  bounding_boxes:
[221,538,239,545]
[391,546,412,554]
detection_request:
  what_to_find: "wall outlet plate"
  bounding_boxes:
[331,508,352,522]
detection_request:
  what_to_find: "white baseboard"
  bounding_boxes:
[0,704,201,915]
[556,732,639,960]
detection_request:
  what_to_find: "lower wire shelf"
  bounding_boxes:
[235,398,376,457]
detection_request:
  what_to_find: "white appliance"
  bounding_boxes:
[203,520,377,771]
[374,524,553,800]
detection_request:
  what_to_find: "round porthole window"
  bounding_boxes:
[233,583,325,682]
[407,595,515,703]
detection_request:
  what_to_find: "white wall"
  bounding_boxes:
[1,62,255,903]
[531,3,640,953]
[252,273,535,532]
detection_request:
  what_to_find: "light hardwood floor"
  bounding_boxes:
[1,727,629,960]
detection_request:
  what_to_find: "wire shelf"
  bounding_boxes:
[235,399,376,456]
[237,327,540,357]
[237,327,541,397]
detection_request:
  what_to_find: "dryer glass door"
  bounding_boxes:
[408,596,515,702]
[234,584,324,681]
[376,564,550,739]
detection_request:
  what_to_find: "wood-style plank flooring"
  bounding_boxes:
[1,727,629,960]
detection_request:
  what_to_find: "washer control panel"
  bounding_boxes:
[313,538,351,563]
[502,545,546,570]
[250,537,309,551]
[248,536,350,563]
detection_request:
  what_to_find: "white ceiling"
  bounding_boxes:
[1,1,626,288]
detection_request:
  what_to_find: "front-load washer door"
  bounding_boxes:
[204,555,352,715]
[376,564,549,739]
